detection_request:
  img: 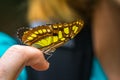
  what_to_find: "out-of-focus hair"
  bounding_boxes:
[27,0,98,23]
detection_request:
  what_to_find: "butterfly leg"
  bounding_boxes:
[42,48,56,60]
[43,48,56,55]
[42,41,67,59]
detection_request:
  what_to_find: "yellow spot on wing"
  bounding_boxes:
[64,27,69,34]
[27,37,33,40]
[58,24,62,28]
[72,25,78,33]
[53,25,57,28]
[53,36,58,42]
[58,31,63,39]
[24,31,28,34]
[42,29,47,33]
[76,21,79,24]
[72,25,76,30]
[40,39,48,46]
[46,36,52,45]
[61,38,65,41]
[34,31,39,34]
[74,27,78,33]
[38,30,43,34]
[31,34,37,37]
[35,39,48,47]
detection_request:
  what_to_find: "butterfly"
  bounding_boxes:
[17,19,84,56]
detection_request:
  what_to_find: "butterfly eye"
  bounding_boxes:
[17,20,84,56]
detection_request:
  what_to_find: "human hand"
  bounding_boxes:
[0,45,49,80]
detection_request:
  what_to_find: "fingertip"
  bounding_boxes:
[10,45,50,71]
[31,60,50,71]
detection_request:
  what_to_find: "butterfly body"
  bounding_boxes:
[17,20,84,55]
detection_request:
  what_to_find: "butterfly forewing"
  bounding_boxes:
[17,20,84,54]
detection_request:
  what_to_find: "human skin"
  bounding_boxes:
[0,45,49,80]
[93,0,120,80]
